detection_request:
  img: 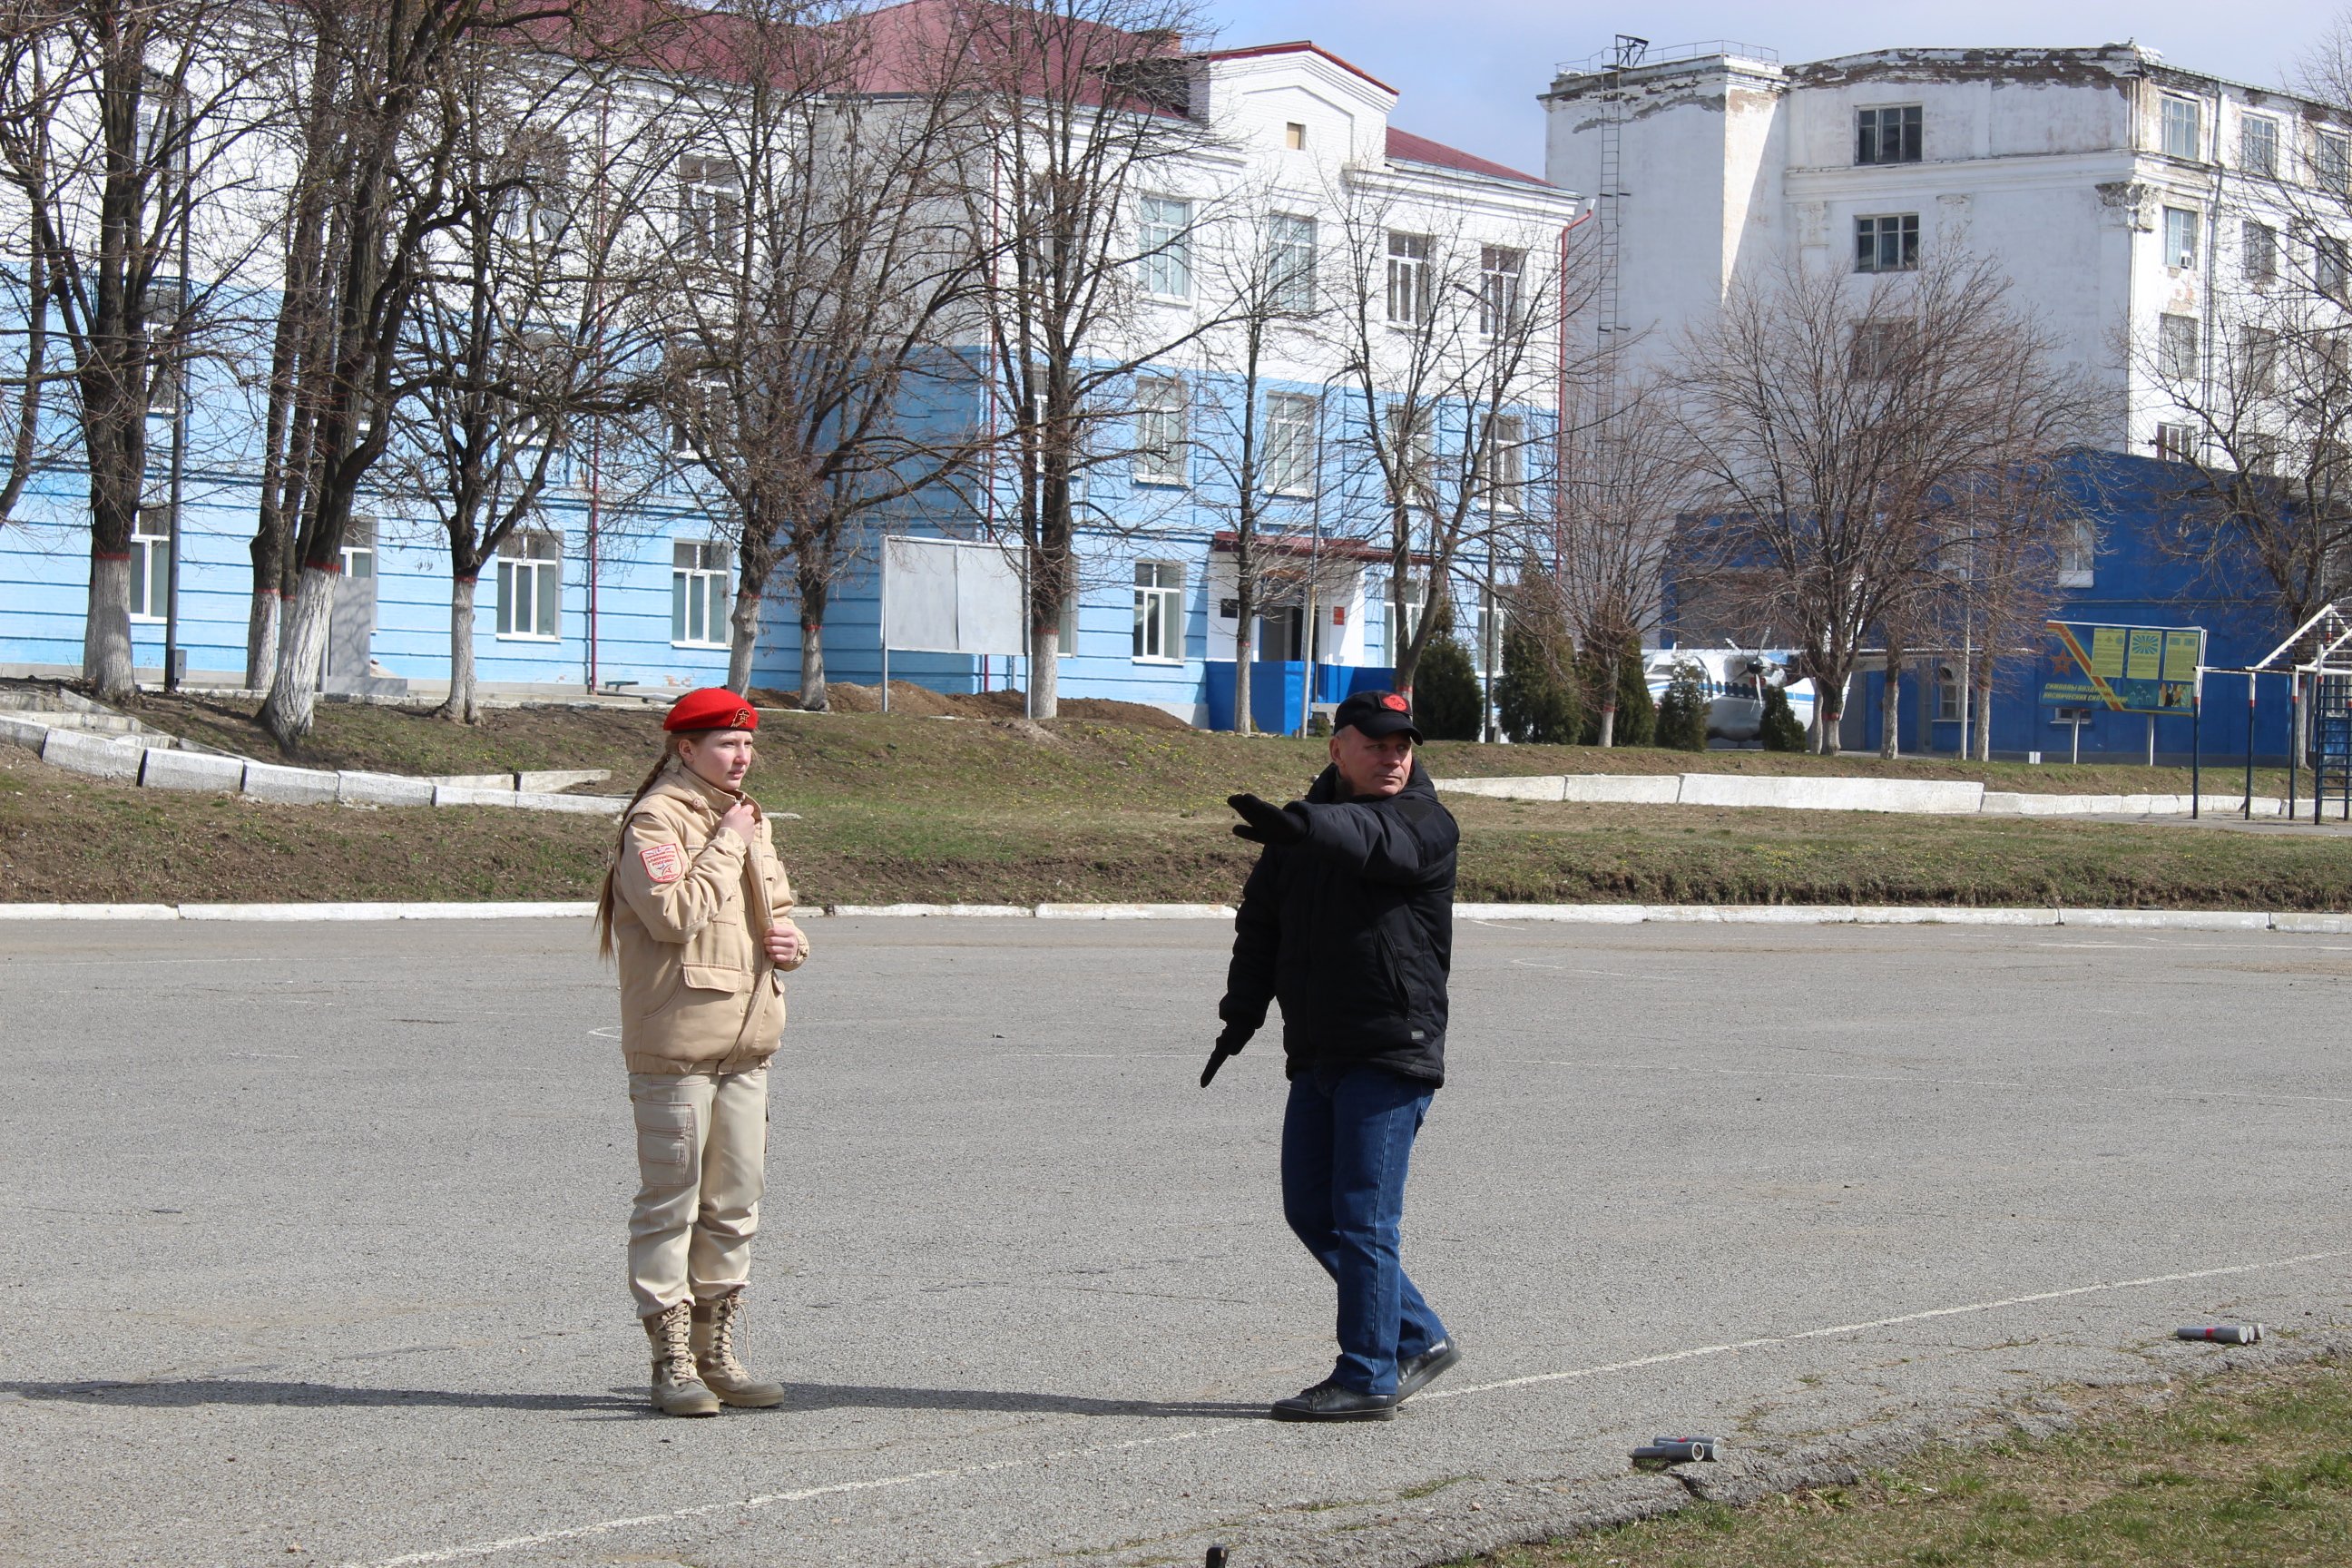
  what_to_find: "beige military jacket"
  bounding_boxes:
[610,766,808,1074]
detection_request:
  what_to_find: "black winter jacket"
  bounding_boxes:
[1217,761,1460,1086]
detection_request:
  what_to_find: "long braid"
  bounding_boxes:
[594,742,685,960]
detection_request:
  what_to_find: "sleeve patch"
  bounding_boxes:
[638,843,683,884]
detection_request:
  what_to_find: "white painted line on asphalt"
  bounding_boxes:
[349,1428,1219,1567]
[1424,1248,2352,1404]
[346,1247,2352,1568]
[1504,1056,2352,1107]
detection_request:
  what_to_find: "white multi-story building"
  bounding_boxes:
[1542,40,2347,458]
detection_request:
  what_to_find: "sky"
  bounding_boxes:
[1210,0,2349,175]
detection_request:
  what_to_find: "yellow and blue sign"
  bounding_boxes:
[2042,621,2205,715]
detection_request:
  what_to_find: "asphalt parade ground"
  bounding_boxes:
[5,915,2348,1568]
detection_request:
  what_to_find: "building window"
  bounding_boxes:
[2162,206,2200,270]
[1138,195,1192,299]
[2161,94,2202,161]
[1132,375,1188,485]
[1848,318,1914,378]
[1386,230,1433,325]
[2318,130,2351,193]
[675,155,740,261]
[2154,421,2196,464]
[1854,213,1918,273]
[1267,214,1316,313]
[671,540,730,648]
[1478,246,1524,337]
[2058,518,2095,588]
[1855,104,1922,165]
[1485,413,1525,511]
[2242,326,2278,395]
[1934,662,1963,722]
[129,506,171,622]
[2241,114,2279,176]
[2320,235,2350,299]
[1384,404,1435,506]
[496,530,561,639]
[2158,312,2200,381]
[339,516,376,588]
[1261,391,1316,495]
[2244,219,2278,282]
[1283,121,1306,152]
[1058,593,1078,657]
[1132,560,1183,662]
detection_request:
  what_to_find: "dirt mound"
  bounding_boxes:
[1059,698,1191,730]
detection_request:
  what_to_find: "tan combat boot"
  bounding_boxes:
[691,1290,786,1408]
[643,1300,720,1417]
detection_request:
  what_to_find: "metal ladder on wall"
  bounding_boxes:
[1591,36,1642,419]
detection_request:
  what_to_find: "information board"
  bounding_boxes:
[881,536,1026,656]
[2041,621,2204,715]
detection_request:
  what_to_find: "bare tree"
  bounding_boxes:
[1324,185,1569,696]
[0,0,279,697]
[959,0,1226,718]
[381,31,671,720]
[250,0,579,749]
[656,0,995,704]
[1187,191,1325,731]
[1672,253,2097,755]
[1544,377,1687,746]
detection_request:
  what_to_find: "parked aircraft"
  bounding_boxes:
[1642,648,1819,744]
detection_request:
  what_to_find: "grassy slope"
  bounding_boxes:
[1468,1358,2352,1568]
[6,710,2348,907]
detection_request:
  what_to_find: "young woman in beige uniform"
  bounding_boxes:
[594,687,809,1416]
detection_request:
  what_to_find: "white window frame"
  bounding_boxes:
[1854,213,1919,273]
[2241,113,2279,177]
[2154,421,2196,464]
[2161,93,2202,161]
[1138,195,1193,301]
[2058,518,2095,588]
[1934,662,1964,722]
[1131,560,1184,662]
[1132,375,1189,485]
[1485,414,1526,512]
[2320,130,2352,194]
[675,155,740,261]
[496,530,562,641]
[1261,391,1316,495]
[671,539,730,648]
[2157,312,2200,381]
[339,514,377,597]
[1478,246,1524,338]
[2320,234,2350,299]
[1855,104,1922,165]
[1267,213,1316,313]
[129,506,171,622]
[671,368,728,458]
[2244,219,2278,282]
[1386,230,1433,326]
[2162,205,2200,270]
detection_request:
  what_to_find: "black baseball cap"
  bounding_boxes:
[1334,690,1423,742]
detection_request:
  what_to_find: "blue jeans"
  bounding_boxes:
[1280,1063,1447,1397]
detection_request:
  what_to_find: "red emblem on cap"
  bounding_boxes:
[1380,693,1409,712]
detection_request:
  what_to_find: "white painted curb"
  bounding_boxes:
[173,900,600,921]
[1035,902,1237,920]
[0,903,180,920]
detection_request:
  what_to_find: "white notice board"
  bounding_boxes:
[882,536,1026,657]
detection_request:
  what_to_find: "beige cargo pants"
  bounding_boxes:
[627,1067,769,1318]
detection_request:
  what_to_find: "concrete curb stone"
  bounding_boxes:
[0,903,179,920]
[174,901,598,921]
[40,728,143,779]
[1035,902,1237,919]
[823,903,1033,917]
[139,748,245,792]
[240,761,342,805]
[337,769,436,808]
[0,713,51,750]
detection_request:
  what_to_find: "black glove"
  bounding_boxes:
[1227,792,1305,847]
[1200,1026,1247,1088]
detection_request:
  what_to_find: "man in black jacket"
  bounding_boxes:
[1205,689,1462,1422]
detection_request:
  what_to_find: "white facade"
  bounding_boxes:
[1543,42,2347,456]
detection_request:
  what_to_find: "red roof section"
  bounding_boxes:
[1195,40,1396,96]
[1385,127,1551,188]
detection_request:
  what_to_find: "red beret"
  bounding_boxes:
[663,687,760,733]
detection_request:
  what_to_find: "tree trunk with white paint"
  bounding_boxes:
[83,554,133,701]
[246,588,281,692]
[1030,624,1059,716]
[438,575,479,722]
[259,565,337,748]
[725,575,760,694]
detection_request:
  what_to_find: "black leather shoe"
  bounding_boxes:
[1396,1338,1461,1401]
[1269,1379,1397,1422]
